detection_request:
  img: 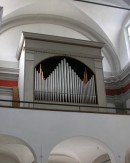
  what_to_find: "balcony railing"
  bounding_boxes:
[0,99,130,115]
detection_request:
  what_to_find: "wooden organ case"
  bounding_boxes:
[17,32,106,109]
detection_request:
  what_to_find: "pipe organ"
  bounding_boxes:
[34,58,97,104]
[17,32,106,107]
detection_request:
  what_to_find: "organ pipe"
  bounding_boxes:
[34,58,97,104]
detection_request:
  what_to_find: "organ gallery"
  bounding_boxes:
[17,32,106,109]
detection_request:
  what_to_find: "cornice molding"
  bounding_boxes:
[105,64,130,106]
[24,47,103,60]
[106,88,130,107]
[16,31,104,60]
[0,73,18,81]
[0,67,19,74]
[0,63,19,80]
[0,87,12,96]
[105,62,130,89]
[22,31,104,48]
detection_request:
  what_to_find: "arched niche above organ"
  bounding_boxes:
[17,32,106,108]
[34,56,97,104]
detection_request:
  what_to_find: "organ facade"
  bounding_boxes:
[34,57,97,104]
[17,32,106,109]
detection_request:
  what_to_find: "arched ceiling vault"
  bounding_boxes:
[48,136,115,163]
[1,0,129,74]
[0,134,36,163]
[1,13,121,74]
[0,0,130,18]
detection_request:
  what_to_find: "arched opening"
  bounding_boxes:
[0,134,36,163]
[48,136,115,163]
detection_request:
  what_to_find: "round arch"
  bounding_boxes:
[48,136,116,163]
[1,13,120,74]
[0,134,37,163]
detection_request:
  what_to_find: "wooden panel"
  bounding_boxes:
[12,87,20,108]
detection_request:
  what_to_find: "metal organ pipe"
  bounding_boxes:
[64,59,67,102]
[66,63,69,102]
[56,66,59,101]
[34,59,97,104]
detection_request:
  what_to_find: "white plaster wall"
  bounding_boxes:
[0,24,111,73]
[102,56,111,73]
[0,0,37,16]
[118,28,130,69]
[0,107,130,163]
[118,12,130,69]
[75,1,129,54]
[0,24,87,62]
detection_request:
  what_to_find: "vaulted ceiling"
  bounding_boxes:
[0,0,130,76]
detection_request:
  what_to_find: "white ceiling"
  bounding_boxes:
[0,0,130,74]
[0,0,129,17]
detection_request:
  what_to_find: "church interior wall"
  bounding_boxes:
[1,1,130,162]
[0,106,130,163]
